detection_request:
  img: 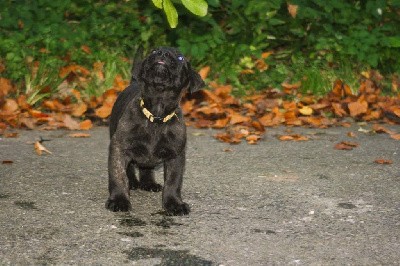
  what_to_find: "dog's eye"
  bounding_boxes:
[177,55,184,61]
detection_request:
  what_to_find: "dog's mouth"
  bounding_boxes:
[157,60,166,65]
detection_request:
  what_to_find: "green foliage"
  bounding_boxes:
[0,0,399,96]
[152,0,208,28]
[24,58,66,106]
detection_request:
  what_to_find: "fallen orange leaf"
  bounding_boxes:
[213,117,229,128]
[214,85,232,98]
[278,134,309,141]
[299,106,313,116]
[347,131,356,138]
[332,102,347,117]
[348,99,368,117]
[374,158,393,164]
[81,45,92,54]
[4,132,18,138]
[95,104,113,118]
[63,114,80,130]
[229,112,251,125]
[372,124,395,135]
[181,100,195,115]
[1,99,19,114]
[34,141,52,155]
[198,66,210,80]
[287,3,298,18]
[246,134,261,144]
[215,132,241,144]
[79,119,93,130]
[59,65,90,78]
[0,77,13,97]
[390,134,400,140]
[71,102,88,117]
[69,133,91,138]
[71,89,81,100]
[334,141,359,150]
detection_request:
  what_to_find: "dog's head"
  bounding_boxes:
[136,47,205,93]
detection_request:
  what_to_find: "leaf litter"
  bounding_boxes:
[0,62,399,149]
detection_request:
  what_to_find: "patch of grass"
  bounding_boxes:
[83,53,130,98]
[22,58,66,106]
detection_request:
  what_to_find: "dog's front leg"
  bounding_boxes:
[105,137,132,212]
[162,151,190,215]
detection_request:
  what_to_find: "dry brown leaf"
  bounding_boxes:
[347,131,356,138]
[278,134,309,141]
[246,134,261,144]
[332,102,347,117]
[70,89,81,101]
[71,102,88,117]
[4,132,18,138]
[19,117,36,129]
[198,66,210,80]
[215,132,241,144]
[214,85,232,98]
[81,45,92,54]
[0,77,13,97]
[287,3,299,18]
[69,133,91,138]
[63,114,80,130]
[390,134,400,140]
[348,99,368,117]
[95,104,113,118]
[374,158,393,164]
[372,124,395,134]
[16,95,30,110]
[59,64,91,78]
[334,141,359,150]
[1,99,19,114]
[79,119,93,130]
[213,117,229,128]
[181,100,195,115]
[34,141,52,155]
[229,112,251,125]
[251,120,266,133]
[2,160,13,164]
[299,106,313,116]
[200,90,221,103]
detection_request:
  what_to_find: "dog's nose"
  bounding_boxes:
[158,50,170,58]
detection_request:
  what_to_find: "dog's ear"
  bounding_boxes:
[186,62,206,93]
[130,46,144,83]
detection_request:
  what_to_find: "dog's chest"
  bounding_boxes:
[124,123,185,165]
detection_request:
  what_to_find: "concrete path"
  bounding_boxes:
[0,124,399,265]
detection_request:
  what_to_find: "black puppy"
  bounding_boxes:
[106,47,205,215]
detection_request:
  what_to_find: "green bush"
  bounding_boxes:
[0,0,399,95]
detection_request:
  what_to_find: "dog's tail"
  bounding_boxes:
[130,45,144,83]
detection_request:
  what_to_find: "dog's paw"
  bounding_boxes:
[105,195,132,212]
[139,182,163,192]
[164,199,190,216]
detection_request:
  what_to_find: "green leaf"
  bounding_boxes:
[387,36,400,48]
[163,0,178,28]
[181,0,208,17]
[152,0,163,9]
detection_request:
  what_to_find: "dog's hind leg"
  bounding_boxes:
[138,167,163,192]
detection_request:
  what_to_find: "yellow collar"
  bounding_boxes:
[139,98,177,123]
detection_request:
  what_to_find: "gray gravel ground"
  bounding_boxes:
[0,124,399,265]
